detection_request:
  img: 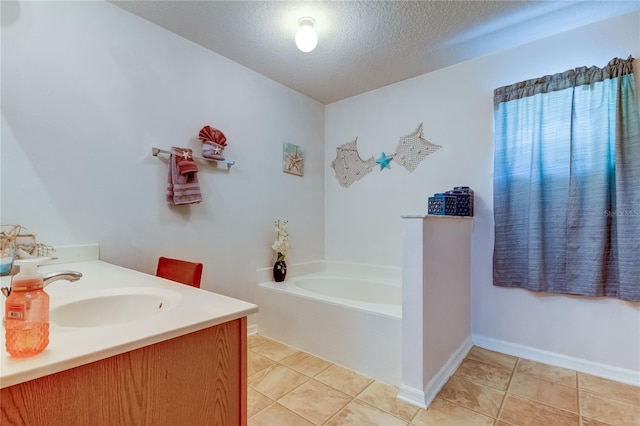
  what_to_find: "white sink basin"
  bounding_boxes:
[50,287,182,328]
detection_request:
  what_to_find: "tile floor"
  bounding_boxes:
[247,334,640,426]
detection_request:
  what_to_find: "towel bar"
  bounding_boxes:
[152,147,235,168]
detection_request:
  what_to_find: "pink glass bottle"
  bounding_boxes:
[4,259,49,357]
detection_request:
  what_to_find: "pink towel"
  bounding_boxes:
[174,147,198,175]
[166,147,202,205]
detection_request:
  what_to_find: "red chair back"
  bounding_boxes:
[156,256,203,288]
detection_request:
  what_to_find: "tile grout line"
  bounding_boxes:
[276,401,317,425]
[507,367,583,416]
[247,401,276,422]
[269,353,357,426]
[495,356,519,422]
[343,398,410,426]
[501,370,584,419]
[577,379,640,407]
[580,386,640,407]
[436,396,501,423]
[353,381,419,425]
[454,372,512,394]
[465,353,518,374]
[277,377,349,426]
[577,371,584,426]
[248,349,278,377]
[456,355,518,394]
[504,358,587,419]
[246,387,276,421]
[322,401,347,426]
[436,375,507,421]
[319,392,356,426]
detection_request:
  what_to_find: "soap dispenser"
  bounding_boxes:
[4,258,50,357]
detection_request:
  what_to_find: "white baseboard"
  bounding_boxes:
[472,334,640,387]
[247,323,258,336]
[397,384,427,408]
[397,336,473,409]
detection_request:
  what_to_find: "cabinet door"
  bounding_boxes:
[1,317,248,426]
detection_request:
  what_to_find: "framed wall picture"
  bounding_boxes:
[283,142,304,176]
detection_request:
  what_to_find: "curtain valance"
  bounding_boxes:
[493,56,634,105]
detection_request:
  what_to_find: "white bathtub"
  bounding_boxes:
[256,261,402,385]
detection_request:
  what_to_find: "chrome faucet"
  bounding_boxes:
[0,270,82,297]
[42,270,83,287]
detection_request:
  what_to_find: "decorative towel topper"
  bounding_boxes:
[198,125,227,161]
[330,123,442,188]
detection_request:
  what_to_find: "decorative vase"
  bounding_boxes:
[273,253,287,282]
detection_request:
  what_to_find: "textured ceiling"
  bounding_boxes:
[111,1,640,105]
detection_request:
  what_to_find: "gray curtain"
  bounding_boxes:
[493,57,640,301]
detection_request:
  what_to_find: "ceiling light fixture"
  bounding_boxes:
[295,17,317,53]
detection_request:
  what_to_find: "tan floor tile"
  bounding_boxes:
[280,351,333,377]
[315,364,374,396]
[248,364,309,400]
[248,350,277,376]
[495,422,514,426]
[455,358,513,391]
[579,373,640,405]
[437,374,505,417]
[248,403,315,426]
[509,371,578,412]
[248,334,271,349]
[248,388,273,418]
[411,397,494,426]
[357,381,420,422]
[515,359,576,388]
[499,394,578,426]
[581,390,640,426]
[278,379,352,425]
[251,338,300,362]
[466,346,517,371]
[581,418,613,426]
[326,399,407,426]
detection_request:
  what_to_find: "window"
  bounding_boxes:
[493,57,640,301]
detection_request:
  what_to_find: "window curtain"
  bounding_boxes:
[493,56,640,301]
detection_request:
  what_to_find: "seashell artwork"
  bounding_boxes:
[330,123,441,187]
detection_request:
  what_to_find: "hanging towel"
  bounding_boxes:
[174,147,198,175]
[166,147,202,205]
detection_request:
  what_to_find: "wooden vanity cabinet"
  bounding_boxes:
[1,317,248,426]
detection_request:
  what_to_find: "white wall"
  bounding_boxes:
[1,1,325,312]
[3,1,639,375]
[325,12,640,372]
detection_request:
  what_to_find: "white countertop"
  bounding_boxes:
[0,260,258,388]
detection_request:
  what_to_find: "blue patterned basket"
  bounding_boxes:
[445,190,472,216]
[452,186,474,216]
[428,193,457,215]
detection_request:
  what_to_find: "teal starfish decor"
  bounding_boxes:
[376,152,392,170]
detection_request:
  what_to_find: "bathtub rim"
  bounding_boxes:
[257,260,402,319]
[256,259,402,284]
[258,273,402,320]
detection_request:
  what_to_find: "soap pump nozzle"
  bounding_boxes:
[1,257,49,297]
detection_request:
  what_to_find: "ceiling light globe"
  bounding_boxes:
[295,19,317,53]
